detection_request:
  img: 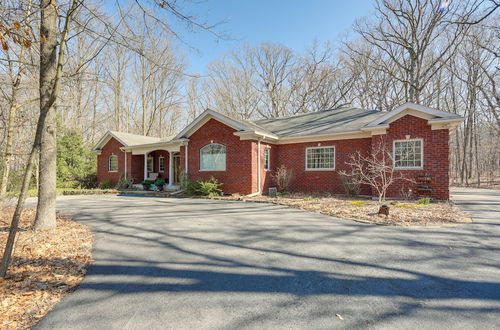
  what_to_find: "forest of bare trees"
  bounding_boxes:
[1,0,499,201]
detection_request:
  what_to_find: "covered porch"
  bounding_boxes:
[123,140,187,189]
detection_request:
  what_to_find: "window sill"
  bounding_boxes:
[108,170,118,173]
[305,168,335,171]
[199,169,226,172]
[394,167,423,170]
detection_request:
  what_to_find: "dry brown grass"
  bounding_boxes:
[211,193,472,226]
[0,208,93,329]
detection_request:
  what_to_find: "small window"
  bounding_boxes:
[306,147,335,170]
[147,157,154,172]
[200,143,226,171]
[394,139,423,169]
[159,157,165,172]
[263,148,270,171]
[108,155,118,172]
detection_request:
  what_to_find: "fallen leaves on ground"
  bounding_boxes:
[210,193,472,226]
[0,208,93,329]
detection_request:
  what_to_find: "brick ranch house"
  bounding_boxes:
[92,103,463,200]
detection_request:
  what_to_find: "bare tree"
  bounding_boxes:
[354,0,477,103]
[340,139,413,202]
[0,0,35,208]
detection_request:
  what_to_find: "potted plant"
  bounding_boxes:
[155,179,166,191]
[140,180,152,190]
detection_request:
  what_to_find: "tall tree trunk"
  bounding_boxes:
[34,0,59,230]
[0,100,20,208]
[0,4,30,209]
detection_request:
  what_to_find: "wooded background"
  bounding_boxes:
[1,0,499,193]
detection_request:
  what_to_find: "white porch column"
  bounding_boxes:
[168,151,174,186]
[124,151,127,179]
[184,143,188,174]
[144,153,148,180]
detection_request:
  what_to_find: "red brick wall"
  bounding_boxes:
[374,114,450,200]
[185,118,255,195]
[276,138,373,195]
[97,137,172,185]
[97,137,126,186]
[100,114,450,199]
[258,141,279,194]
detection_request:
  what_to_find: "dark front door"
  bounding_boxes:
[173,153,181,184]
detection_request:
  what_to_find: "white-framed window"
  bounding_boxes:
[263,148,270,171]
[393,139,423,169]
[108,154,118,172]
[200,143,226,171]
[306,146,335,170]
[159,156,165,172]
[147,157,154,172]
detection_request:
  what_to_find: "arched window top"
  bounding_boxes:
[200,143,226,171]
[108,154,118,172]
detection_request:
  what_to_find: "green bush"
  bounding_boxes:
[186,177,223,196]
[78,173,98,189]
[140,180,152,189]
[116,177,133,190]
[155,179,166,186]
[56,127,96,188]
[99,179,113,189]
[418,197,431,205]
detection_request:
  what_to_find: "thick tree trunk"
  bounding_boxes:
[34,0,58,230]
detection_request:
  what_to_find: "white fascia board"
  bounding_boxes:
[233,130,279,142]
[123,139,186,152]
[275,131,371,144]
[91,131,128,152]
[174,109,248,139]
[366,102,458,127]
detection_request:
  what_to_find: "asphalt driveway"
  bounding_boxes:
[34,188,500,329]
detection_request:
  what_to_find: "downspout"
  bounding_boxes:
[124,150,127,179]
[257,139,261,194]
[120,147,127,179]
[185,143,188,175]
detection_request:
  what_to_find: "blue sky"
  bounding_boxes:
[170,0,375,75]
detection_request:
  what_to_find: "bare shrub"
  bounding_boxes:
[339,172,361,196]
[339,139,413,202]
[272,165,294,192]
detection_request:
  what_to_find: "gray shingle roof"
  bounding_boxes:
[109,131,163,146]
[251,107,386,138]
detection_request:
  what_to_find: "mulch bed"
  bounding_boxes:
[201,193,472,226]
[0,208,93,329]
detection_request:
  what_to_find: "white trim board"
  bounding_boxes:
[366,102,459,127]
[174,109,248,139]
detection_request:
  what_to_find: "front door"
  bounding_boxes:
[173,153,181,184]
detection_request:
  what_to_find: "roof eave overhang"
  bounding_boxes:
[428,117,464,132]
[91,130,128,152]
[122,138,189,154]
[174,109,248,140]
[275,130,372,144]
[233,130,280,142]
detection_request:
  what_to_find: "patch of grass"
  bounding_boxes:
[350,200,366,205]
[303,196,314,201]
[418,197,432,205]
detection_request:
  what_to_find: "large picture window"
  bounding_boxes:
[108,155,118,172]
[394,139,423,169]
[306,147,335,170]
[200,143,226,171]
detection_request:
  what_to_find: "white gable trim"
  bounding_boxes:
[91,131,128,152]
[366,102,457,127]
[174,109,248,139]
